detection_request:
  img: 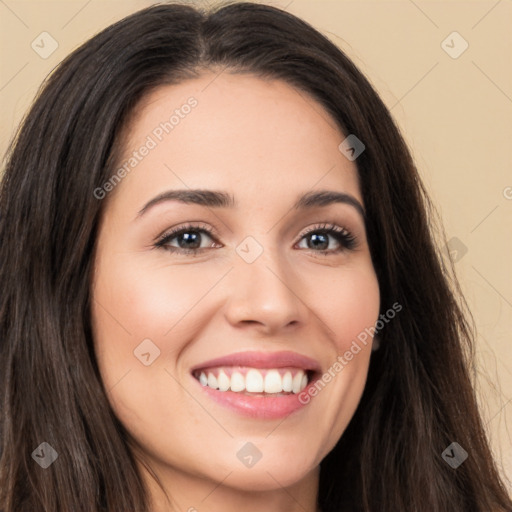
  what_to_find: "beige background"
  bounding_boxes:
[1,0,511,492]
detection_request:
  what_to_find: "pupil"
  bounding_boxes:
[310,233,328,250]
[180,232,200,249]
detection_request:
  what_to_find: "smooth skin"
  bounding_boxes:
[91,71,380,512]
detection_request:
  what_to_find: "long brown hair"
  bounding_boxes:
[1,2,510,511]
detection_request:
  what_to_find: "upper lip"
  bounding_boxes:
[191,350,321,373]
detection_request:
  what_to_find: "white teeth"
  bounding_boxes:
[217,370,230,391]
[207,372,218,389]
[197,368,310,395]
[246,369,264,392]
[230,371,245,392]
[282,371,293,392]
[264,370,282,393]
[292,372,303,394]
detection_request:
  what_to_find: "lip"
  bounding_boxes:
[190,350,321,373]
[191,350,321,420]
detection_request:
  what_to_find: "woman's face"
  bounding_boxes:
[91,72,380,498]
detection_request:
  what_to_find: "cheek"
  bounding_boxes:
[90,253,222,459]
[316,263,380,349]
[90,250,231,422]
[91,252,218,361]
[302,264,379,443]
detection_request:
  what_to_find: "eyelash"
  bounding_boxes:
[154,222,358,256]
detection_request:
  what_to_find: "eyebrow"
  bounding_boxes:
[136,189,365,220]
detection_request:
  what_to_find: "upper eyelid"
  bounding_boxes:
[156,223,217,243]
[299,223,350,236]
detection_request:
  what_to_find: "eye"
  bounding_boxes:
[154,223,220,255]
[296,223,357,254]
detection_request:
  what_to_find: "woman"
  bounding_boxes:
[0,2,510,511]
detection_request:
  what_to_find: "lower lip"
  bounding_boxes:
[193,377,314,420]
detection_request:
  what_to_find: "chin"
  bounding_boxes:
[220,451,318,491]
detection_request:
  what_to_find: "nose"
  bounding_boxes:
[223,249,307,335]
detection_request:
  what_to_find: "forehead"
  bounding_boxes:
[110,72,362,210]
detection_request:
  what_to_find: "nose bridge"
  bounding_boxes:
[224,235,305,331]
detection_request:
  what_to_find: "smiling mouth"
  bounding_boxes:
[192,366,313,396]
[189,350,321,418]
